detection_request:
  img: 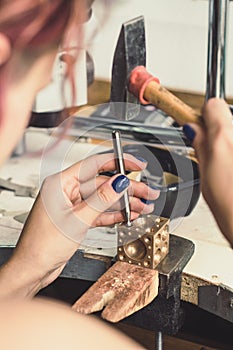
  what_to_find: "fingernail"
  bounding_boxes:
[183,124,196,142]
[136,156,147,163]
[140,198,155,205]
[112,175,130,193]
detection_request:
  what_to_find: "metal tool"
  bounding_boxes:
[206,0,229,100]
[70,112,193,148]
[110,16,201,125]
[0,178,37,198]
[110,16,146,121]
[112,130,132,227]
[205,0,233,116]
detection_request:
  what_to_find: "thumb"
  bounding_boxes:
[82,174,130,223]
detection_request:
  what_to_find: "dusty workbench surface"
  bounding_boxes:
[0,127,232,289]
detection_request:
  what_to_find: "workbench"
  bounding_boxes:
[0,123,232,314]
[0,84,233,348]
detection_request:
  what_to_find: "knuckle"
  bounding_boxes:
[97,187,112,204]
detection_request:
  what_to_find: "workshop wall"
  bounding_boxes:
[88,0,233,97]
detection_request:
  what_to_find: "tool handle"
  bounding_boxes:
[129,66,202,126]
[144,80,201,125]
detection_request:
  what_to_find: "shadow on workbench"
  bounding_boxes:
[37,277,233,350]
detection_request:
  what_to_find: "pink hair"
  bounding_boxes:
[0,0,87,129]
[0,0,112,157]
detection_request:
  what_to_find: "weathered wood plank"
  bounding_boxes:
[72,261,159,323]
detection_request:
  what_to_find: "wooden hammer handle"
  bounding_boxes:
[144,80,200,125]
[129,66,202,126]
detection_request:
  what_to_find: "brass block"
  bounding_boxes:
[116,215,169,269]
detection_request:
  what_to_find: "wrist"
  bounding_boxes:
[0,257,43,299]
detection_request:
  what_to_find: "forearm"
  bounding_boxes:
[0,194,79,299]
[188,98,233,248]
[0,256,43,299]
[0,154,156,299]
[206,195,233,247]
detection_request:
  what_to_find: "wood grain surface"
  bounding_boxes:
[72,261,159,323]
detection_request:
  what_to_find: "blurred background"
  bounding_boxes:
[90,0,233,97]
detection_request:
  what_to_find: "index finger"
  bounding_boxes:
[64,152,147,183]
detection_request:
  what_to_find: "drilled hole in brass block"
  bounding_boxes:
[118,254,124,261]
[144,237,151,244]
[156,248,162,256]
[124,240,147,261]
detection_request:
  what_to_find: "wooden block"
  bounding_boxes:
[72,261,159,323]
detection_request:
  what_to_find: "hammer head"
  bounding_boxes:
[110,16,146,120]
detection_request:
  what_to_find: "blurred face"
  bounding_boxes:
[0,0,91,166]
[0,47,58,165]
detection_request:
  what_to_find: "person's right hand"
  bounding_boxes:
[184,98,233,246]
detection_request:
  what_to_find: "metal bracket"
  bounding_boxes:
[120,234,195,335]
[199,284,233,323]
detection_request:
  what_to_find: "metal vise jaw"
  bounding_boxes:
[117,215,169,269]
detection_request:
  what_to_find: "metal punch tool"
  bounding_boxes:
[112,130,132,227]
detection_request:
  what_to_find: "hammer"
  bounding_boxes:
[110,16,201,125]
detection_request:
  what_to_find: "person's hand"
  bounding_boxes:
[183,98,233,246]
[0,152,159,298]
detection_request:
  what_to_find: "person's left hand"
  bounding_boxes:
[0,152,159,298]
